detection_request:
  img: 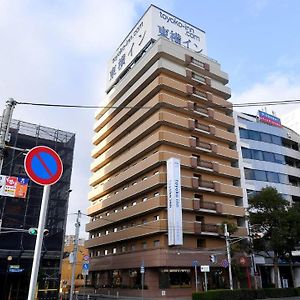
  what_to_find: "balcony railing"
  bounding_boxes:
[200,200,217,210]
[195,106,208,115]
[198,160,213,170]
[199,180,215,189]
[197,141,212,150]
[201,223,219,233]
[195,122,210,133]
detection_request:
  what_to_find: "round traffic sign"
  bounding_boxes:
[24,146,63,185]
[220,259,229,268]
[83,255,90,261]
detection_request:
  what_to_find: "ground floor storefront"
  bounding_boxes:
[87,266,252,298]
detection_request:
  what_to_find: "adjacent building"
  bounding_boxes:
[235,111,300,287]
[0,119,75,300]
[86,5,247,298]
[60,235,88,296]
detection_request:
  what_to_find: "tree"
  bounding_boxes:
[248,186,300,288]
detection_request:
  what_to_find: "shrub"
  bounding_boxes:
[192,289,257,300]
[192,288,299,300]
[263,288,297,298]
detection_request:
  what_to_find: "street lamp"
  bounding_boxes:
[4,255,13,299]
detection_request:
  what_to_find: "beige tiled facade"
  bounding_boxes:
[86,38,247,298]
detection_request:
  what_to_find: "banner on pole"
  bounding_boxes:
[0,175,29,198]
[167,158,183,246]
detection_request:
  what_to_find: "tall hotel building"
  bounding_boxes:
[86,5,247,297]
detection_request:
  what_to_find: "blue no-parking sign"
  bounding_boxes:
[24,146,63,185]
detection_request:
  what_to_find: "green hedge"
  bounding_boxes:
[192,288,300,300]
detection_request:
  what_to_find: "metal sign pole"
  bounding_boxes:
[204,272,208,292]
[194,265,198,292]
[27,185,51,300]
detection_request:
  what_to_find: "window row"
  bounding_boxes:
[94,150,159,189]
[90,215,161,239]
[93,168,161,203]
[244,168,289,184]
[239,128,282,145]
[241,147,285,164]
[90,239,161,257]
[91,191,161,222]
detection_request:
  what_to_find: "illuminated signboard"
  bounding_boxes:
[107,5,207,90]
[258,111,282,127]
[0,175,29,198]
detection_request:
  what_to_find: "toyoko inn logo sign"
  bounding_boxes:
[107,5,207,91]
[167,158,183,246]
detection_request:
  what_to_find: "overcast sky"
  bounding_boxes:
[1,0,300,237]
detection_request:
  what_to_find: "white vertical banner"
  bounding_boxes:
[167,158,183,246]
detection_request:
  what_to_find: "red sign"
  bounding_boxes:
[25,146,63,186]
[239,256,247,265]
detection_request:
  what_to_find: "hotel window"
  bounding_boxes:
[104,249,108,255]
[154,192,160,197]
[142,242,147,249]
[142,176,147,181]
[121,245,126,252]
[131,244,136,251]
[113,248,117,254]
[153,215,160,221]
[142,197,147,202]
[132,201,137,206]
[197,238,206,248]
[153,170,159,175]
[153,240,160,247]
[113,228,118,232]
[114,209,118,213]
[105,230,109,235]
[123,205,127,210]
[106,212,110,216]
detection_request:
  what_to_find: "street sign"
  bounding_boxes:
[82,263,89,276]
[192,260,199,267]
[9,268,24,273]
[24,146,63,186]
[221,259,229,268]
[83,255,90,261]
[200,265,210,272]
[140,266,145,274]
[239,256,247,265]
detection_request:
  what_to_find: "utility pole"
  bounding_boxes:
[0,98,17,173]
[70,210,81,300]
[224,223,233,290]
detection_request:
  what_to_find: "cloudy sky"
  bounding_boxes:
[1,0,300,237]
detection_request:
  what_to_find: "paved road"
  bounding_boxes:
[76,295,300,300]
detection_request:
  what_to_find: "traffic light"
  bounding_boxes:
[209,254,216,263]
[28,228,49,236]
[28,228,38,235]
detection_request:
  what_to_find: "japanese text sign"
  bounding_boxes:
[107,5,207,90]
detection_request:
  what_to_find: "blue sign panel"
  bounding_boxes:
[258,111,282,127]
[82,263,90,270]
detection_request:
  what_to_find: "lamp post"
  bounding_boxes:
[224,224,233,290]
[3,255,13,300]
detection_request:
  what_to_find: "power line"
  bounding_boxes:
[16,99,300,110]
